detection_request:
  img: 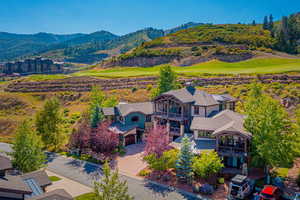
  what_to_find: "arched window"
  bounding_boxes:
[131,116,139,122]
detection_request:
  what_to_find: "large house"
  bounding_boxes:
[153,86,237,140]
[102,86,251,173]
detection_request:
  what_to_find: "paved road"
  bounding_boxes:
[46,153,206,200]
[0,143,206,200]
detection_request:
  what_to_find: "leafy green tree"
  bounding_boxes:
[102,96,119,107]
[244,83,296,169]
[152,65,177,98]
[11,120,45,173]
[192,151,223,179]
[94,162,133,200]
[176,136,193,183]
[35,97,65,151]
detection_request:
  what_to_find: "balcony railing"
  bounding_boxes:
[218,145,246,154]
[154,111,188,119]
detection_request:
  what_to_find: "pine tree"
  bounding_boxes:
[94,162,133,200]
[11,120,45,173]
[269,14,274,30]
[91,105,102,128]
[263,16,269,30]
[36,97,65,151]
[252,20,256,26]
[176,136,193,183]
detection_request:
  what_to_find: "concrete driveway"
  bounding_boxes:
[116,143,147,178]
[46,170,92,197]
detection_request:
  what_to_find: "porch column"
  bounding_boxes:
[153,118,157,129]
[166,120,170,133]
[216,136,219,151]
[244,139,247,153]
[134,135,137,144]
[180,121,184,136]
[167,100,170,117]
[181,105,184,118]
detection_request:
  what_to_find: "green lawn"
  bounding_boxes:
[49,176,62,182]
[73,58,300,78]
[75,193,96,200]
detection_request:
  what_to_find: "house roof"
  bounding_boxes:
[159,87,230,106]
[109,121,138,135]
[0,155,12,170]
[0,175,32,194]
[102,107,115,116]
[191,109,251,138]
[117,102,153,116]
[21,170,51,188]
[28,189,73,200]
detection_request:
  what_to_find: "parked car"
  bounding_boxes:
[228,175,255,200]
[258,185,282,200]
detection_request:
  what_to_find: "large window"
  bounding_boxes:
[194,106,199,115]
[197,130,213,138]
[131,116,139,122]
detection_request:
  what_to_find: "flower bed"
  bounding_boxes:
[138,168,228,200]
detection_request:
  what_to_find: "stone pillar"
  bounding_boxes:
[180,122,184,136]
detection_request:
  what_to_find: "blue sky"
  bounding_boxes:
[0,0,299,35]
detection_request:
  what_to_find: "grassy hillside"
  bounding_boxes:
[76,58,300,78]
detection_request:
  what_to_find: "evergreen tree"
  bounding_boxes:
[252,20,256,26]
[263,16,269,30]
[35,97,65,151]
[89,86,105,127]
[94,162,133,200]
[176,136,193,183]
[91,105,102,128]
[11,120,45,173]
[153,65,177,97]
[269,14,274,30]
[244,83,296,168]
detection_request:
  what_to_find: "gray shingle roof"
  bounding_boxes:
[109,122,138,134]
[212,94,237,102]
[28,189,73,200]
[21,170,51,188]
[161,87,220,106]
[0,175,32,194]
[191,110,251,138]
[117,102,153,116]
[102,107,115,116]
[0,155,12,170]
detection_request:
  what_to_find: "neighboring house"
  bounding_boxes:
[190,109,252,174]
[153,86,237,141]
[0,156,72,200]
[28,189,72,200]
[103,102,153,146]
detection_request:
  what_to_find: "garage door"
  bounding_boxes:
[125,135,136,146]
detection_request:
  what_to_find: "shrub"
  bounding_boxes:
[139,169,151,177]
[272,168,289,178]
[143,149,179,171]
[131,87,138,93]
[218,177,225,184]
[192,151,223,179]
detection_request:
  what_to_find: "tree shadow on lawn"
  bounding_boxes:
[143,180,202,200]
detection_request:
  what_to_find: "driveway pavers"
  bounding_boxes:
[116,143,147,177]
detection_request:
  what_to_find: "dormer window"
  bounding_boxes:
[131,116,139,122]
[194,106,199,115]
